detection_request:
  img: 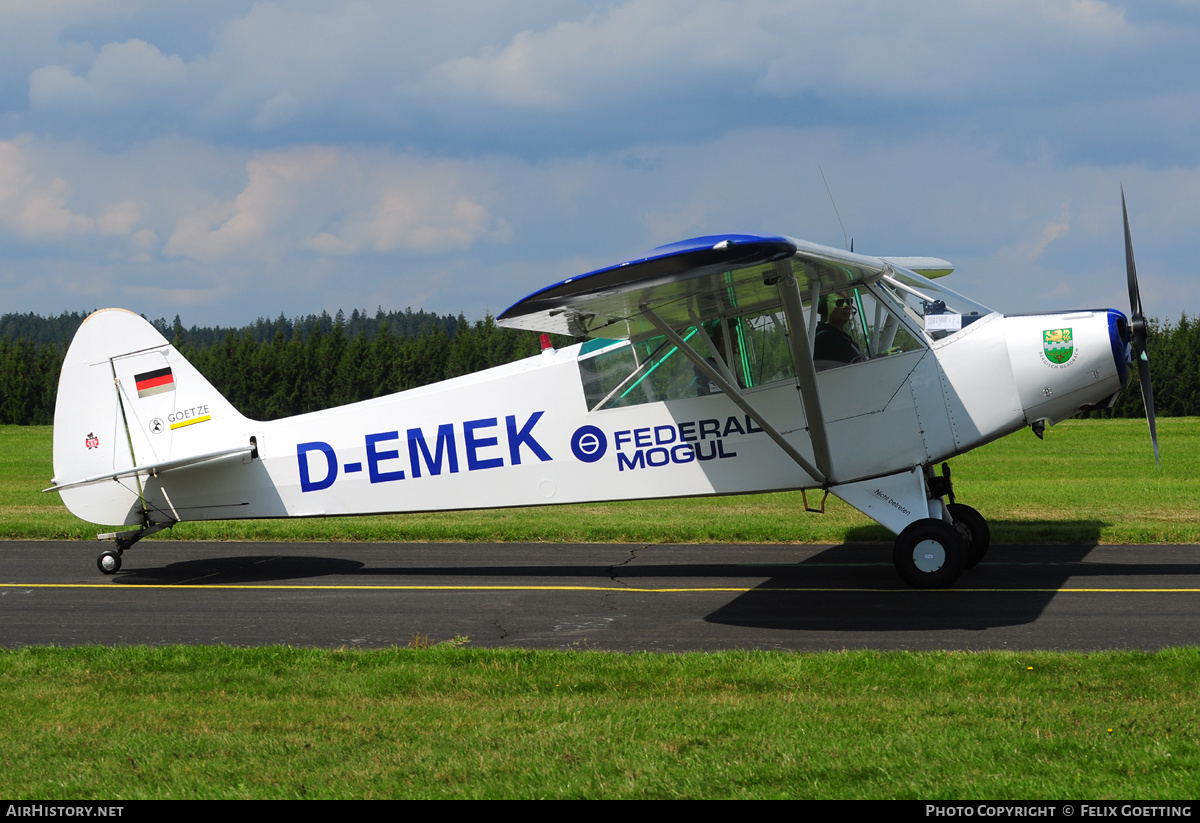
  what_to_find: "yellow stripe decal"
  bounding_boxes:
[170,414,211,430]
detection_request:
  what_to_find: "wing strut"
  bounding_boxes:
[687,309,740,387]
[775,269,834,482]
[109,357,150,518]
[641,306,828,485]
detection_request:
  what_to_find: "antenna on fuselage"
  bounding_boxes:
[819,165,850,252]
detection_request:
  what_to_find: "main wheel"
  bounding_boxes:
[947,503,990,569]
[893,519,967,589]
[97,550,121,575]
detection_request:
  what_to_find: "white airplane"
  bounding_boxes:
[48,194,1157,587]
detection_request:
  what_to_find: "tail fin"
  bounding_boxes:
[51,309,251,526]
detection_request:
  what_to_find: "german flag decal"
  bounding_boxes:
[135,367,175,398]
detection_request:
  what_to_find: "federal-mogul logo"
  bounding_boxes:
[570,425,608,463]
[1041,328,1076,367]
[570,415,761,472]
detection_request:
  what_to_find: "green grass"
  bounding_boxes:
[2,645,1197,799]
[5,419,1197,543]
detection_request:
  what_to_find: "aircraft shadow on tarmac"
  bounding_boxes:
[704,544,1093,632]
[709,539,1200,632]
[102,518,1200,633]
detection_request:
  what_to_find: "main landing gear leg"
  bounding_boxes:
[95,521,174,575]
[890,463,992,588]
[927,462,991,569]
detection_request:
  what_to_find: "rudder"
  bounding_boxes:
[51,309,250,526]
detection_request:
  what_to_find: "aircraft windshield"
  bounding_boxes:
[878,269,993,341]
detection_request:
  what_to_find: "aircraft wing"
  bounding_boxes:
[497,234,893,340]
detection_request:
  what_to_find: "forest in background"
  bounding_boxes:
[0,308,570,425]
[1,308,1196,425]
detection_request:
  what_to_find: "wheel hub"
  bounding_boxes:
[912,539,945,573]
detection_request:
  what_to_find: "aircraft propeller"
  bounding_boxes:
[1122,188,1160,468]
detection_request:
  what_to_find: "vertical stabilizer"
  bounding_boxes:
[51,309,249,526]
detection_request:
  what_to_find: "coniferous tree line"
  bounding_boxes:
[1089,315,1200,419]
[1,309,1198,425]
[0,308,569,424]
[0,306,463,348]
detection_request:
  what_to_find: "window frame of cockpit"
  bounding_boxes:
[810,279,931,371]
[574,264,993,409]
[576,306,800,412]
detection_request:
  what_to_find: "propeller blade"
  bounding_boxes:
[1138,355,1160,468]
[1122,188,1160,468]
[1123,188,1144,340]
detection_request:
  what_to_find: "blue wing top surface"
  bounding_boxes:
[498,233,895,340]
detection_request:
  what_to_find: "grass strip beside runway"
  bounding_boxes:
[2,645,1197,799]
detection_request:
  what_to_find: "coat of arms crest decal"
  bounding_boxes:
[1042,328,1075,365]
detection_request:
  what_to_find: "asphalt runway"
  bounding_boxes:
[2,541,1199,651]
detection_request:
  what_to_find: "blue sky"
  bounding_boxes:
[1,0,1197,327]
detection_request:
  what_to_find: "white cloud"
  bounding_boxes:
[0,137,94,237]
[422,0,1149,110]
[165,147,342,262]
[307,156,514,255]
[29,38,188,113]
[165,147,513,263]
[249,92,301,133]
[1024,202,1072,261]
[2,124,1198,327]
[97,201,141,236]
[424,1,764,108]
[12,0,1197,163]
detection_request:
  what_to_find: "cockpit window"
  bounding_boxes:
[811,285,926,370]
[578,308,797,411]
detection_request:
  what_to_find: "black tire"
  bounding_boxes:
[892,519,967,589]
[97,550,121,575]
[947,503,990,569]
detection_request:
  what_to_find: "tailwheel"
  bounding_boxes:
[97,549,122,575]
[893,519,967,589]
[947,503,990,569]
[93,521,173,575]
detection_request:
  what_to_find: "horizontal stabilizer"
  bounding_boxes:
[47,445,253,493]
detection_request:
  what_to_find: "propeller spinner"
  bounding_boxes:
[1122,188,1160,468]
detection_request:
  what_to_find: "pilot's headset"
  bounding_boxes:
[818,293,857,319]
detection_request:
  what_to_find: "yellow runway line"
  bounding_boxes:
[5,583,1200,594]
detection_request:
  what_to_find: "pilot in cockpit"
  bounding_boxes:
[814,293,866,367]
